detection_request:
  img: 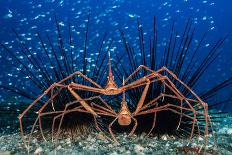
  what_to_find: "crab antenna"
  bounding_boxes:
[108,51,113,79]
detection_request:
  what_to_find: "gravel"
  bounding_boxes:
[0,114,232,155]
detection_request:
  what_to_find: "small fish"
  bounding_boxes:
[3,9,13,19]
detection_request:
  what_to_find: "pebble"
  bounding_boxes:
[0,117,232,155]
[161,135,168,141]
[56,145,62,150]
[65,138,71,146]
[34,146,43,154]
[198,136,204,141]
[218,127,228,134]
[173,141,181,146]
[0,151,10,155]
[32,138,37,144]
[165,143,170,147]
[97,133,107,141]
[134,144,145,153]
[108,144,113,148]
[110,151,119,155]
[227,128,232,134]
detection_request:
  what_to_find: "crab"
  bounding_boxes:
[18,52,151,139]
[18,52,212,147]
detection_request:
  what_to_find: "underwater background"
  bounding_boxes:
[0,0,232,154]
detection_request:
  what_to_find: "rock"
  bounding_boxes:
[148,142,156,147]
[165,143,170,147]
[227,128,232,134]
[90,137,96,143]
[119,147,126,153]
[108,144,113,148]
[198,136,204,141]
[97,132,107,141]
[60,140,64,144]
[56,145,62,150]
[0,151,10,155]
[170,135,176,139]
[110,151,119,155]
[87,135,92,141]
[161,135,168,141]
[134,144,145,153]
[34,146,43,154]
[140,132,146,139]
[173,141,181,146]
[65,138,71,145]
[32,138,37,144]
[218,127,227,134]
[88,145,95,150]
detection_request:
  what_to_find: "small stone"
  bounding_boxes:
[173,141,181,146]
[206,144,213,148]
[110,151,119,155]
[227,128,232,134]
[60,140,64,144]
[66,138,71,145]
[97,132,107,141]
[32,138,37,144]
[108,144,113,148]
[148,142,156,147]
[34,146,43,154]
[170,135,176,139]
[90,137,96,143]
[218,127,227,134]
[56,145,62,150]
[192,142,198,147]
[87,135,93,142]
[119,147,126,153]
[140,132,146,139]
[88,145,95,150]
[198,136,204,141]
[161,135,168,141]
[134,144,145,153]
[0,151,10,155]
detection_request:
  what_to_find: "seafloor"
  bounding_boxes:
[0,113,232,155]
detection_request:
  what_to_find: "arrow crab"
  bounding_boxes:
[19,52,212,147]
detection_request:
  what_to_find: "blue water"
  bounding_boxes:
[0,1,232,110]
[0,0,232,110]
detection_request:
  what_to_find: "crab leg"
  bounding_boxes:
[136,103,199,141]
[18,83,65,140]
[156,67,209,142]
[52,104,116,142]
[68,85,98,116]
[134,80,151,114]
[52,106,87,141]
[124,65,199,116]
[28,110,65,148]
[58,71,102,88]
[54,96,116,141]
[128,117,138,136]
[124,65,157,83]
[146,102,158,137]
[108,117,119,144]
